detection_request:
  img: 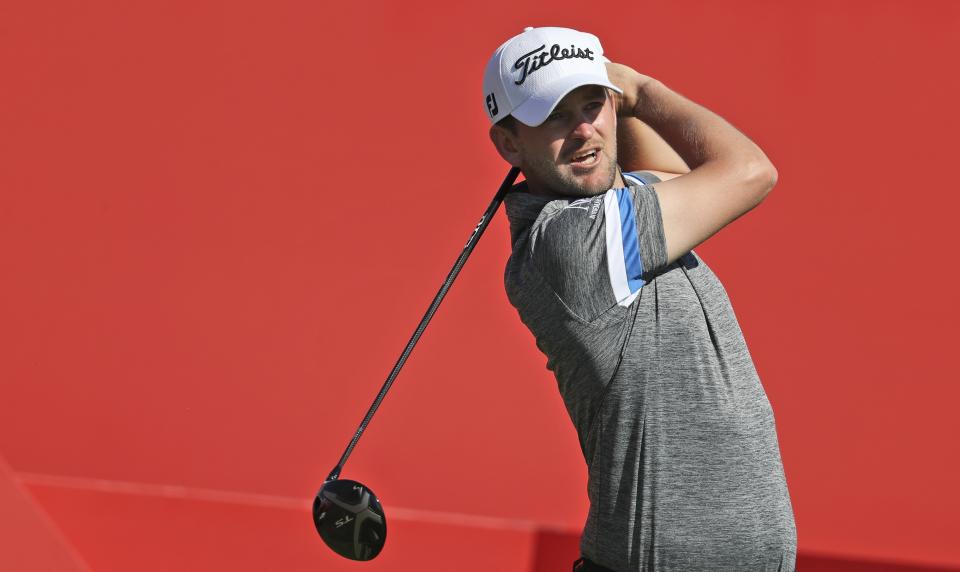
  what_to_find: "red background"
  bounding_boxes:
[2,0,959,570]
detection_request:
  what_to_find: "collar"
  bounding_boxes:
[502,170,643,247]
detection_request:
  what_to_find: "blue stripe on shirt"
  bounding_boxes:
[616,188,646,291]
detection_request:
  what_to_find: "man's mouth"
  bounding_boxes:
[570,149,600,167]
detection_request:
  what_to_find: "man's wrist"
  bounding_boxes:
[630,78,666,122]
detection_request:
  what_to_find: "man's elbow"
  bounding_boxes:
[743,157,778,205]
[761,159,778,195]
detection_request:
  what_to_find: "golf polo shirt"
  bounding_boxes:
[503,171,797,572]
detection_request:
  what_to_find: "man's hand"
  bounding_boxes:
[605,62,656,117]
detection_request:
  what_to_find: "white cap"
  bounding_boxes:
[482,26,622,127]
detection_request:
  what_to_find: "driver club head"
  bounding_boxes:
[313,479,387,561]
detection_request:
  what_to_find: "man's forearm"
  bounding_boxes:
[616,116,691,174]
[630,79,772,174]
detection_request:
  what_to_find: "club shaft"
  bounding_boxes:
[327,167,521,482]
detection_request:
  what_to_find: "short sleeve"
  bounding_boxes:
[530,175,668,322]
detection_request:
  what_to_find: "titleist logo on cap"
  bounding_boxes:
[513,43,595,86]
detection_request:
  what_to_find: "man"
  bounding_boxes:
[483,27,797,571]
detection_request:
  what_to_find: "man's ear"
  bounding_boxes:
[489,125,523,168]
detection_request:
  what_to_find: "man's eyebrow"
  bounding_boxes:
[584,86,608,100]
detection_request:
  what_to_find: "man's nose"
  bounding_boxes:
[569,116,596,139]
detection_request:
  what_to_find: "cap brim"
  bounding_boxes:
[511,73,624,127]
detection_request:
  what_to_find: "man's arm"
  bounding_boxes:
[606,62,778,266]
[616,115,690,175]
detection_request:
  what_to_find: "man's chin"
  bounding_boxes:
[523,160,618,197]
[565,168,617,196]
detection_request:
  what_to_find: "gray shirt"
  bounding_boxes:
[503,171,796,571]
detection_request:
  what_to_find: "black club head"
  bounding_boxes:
[313,479,387,561]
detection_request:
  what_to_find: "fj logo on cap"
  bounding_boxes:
[486,93,499,117]
[513,43,595,86]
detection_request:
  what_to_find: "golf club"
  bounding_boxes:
[313,166,522,561]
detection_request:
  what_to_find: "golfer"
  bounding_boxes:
[485,27,797,571]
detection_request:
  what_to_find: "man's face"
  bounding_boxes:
[505,85,620,197]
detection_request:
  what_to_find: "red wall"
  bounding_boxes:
[2,0,959,570]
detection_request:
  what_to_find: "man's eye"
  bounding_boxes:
[547,112,563,122]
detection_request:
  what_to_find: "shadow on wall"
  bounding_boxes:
[531,529,960,572]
